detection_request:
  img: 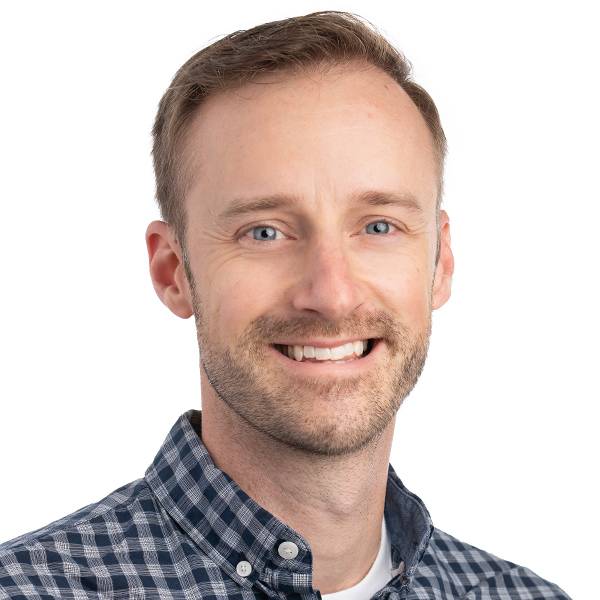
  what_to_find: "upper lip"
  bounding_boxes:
[273,338,372,347]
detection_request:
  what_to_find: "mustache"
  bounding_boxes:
[241,310,410,353]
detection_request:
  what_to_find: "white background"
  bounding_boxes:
[1,1,598,597]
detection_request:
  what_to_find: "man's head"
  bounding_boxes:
[146,12,454,456]
[152,11,447,249]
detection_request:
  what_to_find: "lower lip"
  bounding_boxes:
[268,340,382,374]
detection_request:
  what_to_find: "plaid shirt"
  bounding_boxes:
[0,411,570,599]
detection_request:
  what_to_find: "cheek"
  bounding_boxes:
[359,251,433,325]
[383,273,431,324]
[201,261,287,335]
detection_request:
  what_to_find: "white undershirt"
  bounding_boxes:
[321,519,403,600]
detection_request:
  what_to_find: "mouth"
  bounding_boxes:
[273,339,375,364]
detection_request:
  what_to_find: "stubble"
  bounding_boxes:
[190,283,431,457]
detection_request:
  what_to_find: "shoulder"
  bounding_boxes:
[0,479,158,599]
[410,528,571,599]
[0,479,152,551]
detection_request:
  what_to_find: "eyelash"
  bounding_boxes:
[241,224,289,242]
[362,219,398,233]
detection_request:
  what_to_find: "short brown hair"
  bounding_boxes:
[152,11,446,242]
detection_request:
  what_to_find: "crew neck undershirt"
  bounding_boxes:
[321,518,399,600]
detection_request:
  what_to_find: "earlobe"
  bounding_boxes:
[145,221,194,319]
[432,210,454,310]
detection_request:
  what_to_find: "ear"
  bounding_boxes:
[145,221,194,319]
[432,210,454,310]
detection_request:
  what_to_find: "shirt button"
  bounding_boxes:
[236,561,252,577]
[278,541,299,559]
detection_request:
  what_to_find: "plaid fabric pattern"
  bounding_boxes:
[0,411,571,599]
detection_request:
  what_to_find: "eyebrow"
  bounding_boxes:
[351,190,427,218]
[218,190,427,222]
[218,194,299,222]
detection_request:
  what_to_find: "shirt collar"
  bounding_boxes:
[145,410,433,593]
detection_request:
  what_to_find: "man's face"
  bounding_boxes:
[181,66,449,455]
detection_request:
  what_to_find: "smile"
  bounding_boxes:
[274,340,373,363]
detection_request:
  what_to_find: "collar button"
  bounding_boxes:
[278,541,299,559]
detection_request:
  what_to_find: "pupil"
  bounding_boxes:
[369,222,389,234]
[255,227,276,240]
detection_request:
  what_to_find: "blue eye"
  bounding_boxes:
[365,222,390,235]
[251,226,278,241]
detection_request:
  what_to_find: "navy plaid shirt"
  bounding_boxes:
[0,411,570,599]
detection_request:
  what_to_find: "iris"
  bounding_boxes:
[253,226,277,240]
[366,222,389,235]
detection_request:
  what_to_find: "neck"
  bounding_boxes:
[200,382,395,595]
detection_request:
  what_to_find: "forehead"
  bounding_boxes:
[183,65,439,218]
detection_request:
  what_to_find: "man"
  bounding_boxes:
[0,12,570,600]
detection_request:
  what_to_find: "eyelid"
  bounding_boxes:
[240,223,289,241]
[358,218,403,234]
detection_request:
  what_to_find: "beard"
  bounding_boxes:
[191,286,431,457]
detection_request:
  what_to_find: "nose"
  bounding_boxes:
[291,238,365,321]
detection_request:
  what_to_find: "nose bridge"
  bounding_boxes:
[292,232,364,320]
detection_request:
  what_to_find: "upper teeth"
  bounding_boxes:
[283,340,368,362]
